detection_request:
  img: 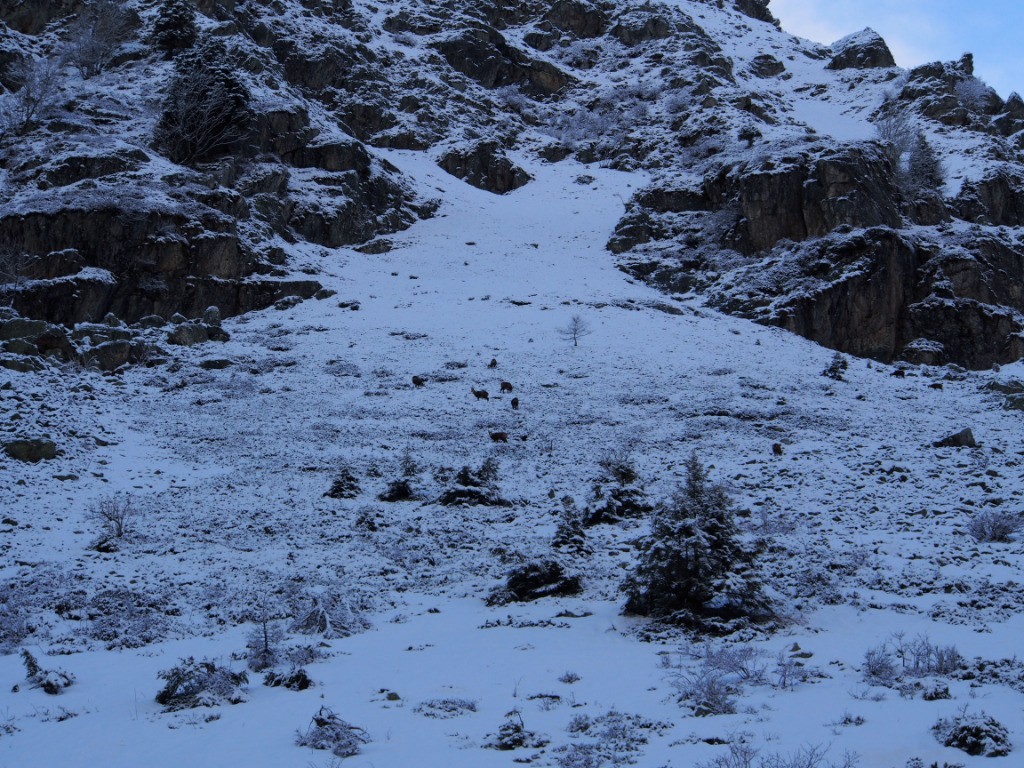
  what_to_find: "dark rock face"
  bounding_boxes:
[749,54,785,78]
[435,26,573,96]
[726,229,1024,368]
[0,0,82,34]
[827,29,896,70]
[545,0,608,38]
[610,10,674,47]
[731,0,776,25]
[728,146,901,253]
[934,428,978,449]
[953,169,1024,225]
[438,142,532,194]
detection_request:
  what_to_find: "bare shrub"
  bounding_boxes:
[863,643,897,684]
[87,495,137,540]
[63,0,135,78]
[415,698,478,719]
[698,742,859,768]
[1,57,63,136]
[864,634,962,684]
[0,248,34,304]
[955,77,996,112]
[874,106,915,166]
[676,666,736,716]
[296,707,369,758]
[966,510,1022,543]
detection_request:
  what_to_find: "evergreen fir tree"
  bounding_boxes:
[905,131,945,197]
[152,0,198,58]
[552,495,590,556]
[623,453,769,630]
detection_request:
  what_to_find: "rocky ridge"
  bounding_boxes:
[1,0,1023,368]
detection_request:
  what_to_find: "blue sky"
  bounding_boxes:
[769,0,1024,98]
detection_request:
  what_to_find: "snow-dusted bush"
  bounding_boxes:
[153,36,252,165]
[63,0,136,79]
[623,453,771,631]
[933,710,1012,757]
[675,665,737,716]
[0,57,63,136]
[955,76,996,112]
[862,644,897,684]
[488,710,548,750]
[905,132,945,196]
[414,698,478,719]
[290,592,368,639]
[585,453,652,525]
[821,352,848,381]
[965,510,1022,543]
[863,634,962,684]
[155,657,248,710]
[697,742,859,768]
[246,617,286,672]
[296,707,369,758]
[557,710,667,767]
[21,650,75,695]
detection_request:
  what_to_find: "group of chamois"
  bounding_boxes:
[411,357,521,443]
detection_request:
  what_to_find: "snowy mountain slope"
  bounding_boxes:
[4,147,1024,766]
[3,0,1024,766]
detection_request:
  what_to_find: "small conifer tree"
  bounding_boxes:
[623,453,769,630]
[152,0,198,58]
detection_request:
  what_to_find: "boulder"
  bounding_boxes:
[827,29,896,70]
[167,323,209,347]
[4,438,58,462]
[611,10,674,47]
[85,340,132,372]
[933,428,978,449]
[545,0,607,38]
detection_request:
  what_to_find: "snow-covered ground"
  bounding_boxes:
[3,149,1024,767]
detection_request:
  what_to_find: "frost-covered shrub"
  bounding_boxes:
[933,711,1011,757]
[675,666,737,716]
[414,698,478,719]
[863,644,897,684]
[553,495,591,555]
[264,668,313,690]
[1,57,63,136]
[63,0,135,78]
[437,458,508,506]
[246,617,286,672]
[296,707,369,758]
[155,657,248,710]
[88,587,174,648]
[290,592,369,639]
[955,76,997,112]
[486,560,582,606]
[21,650,75,695]
[557,710,668,766]
[966,510,1022,543]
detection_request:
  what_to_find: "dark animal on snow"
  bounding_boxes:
[500,381,513,393]
[471,388,489,401]
[490,431,509,442]
[772,443,783,456]
[488,358,498,368]
[412,376,426,387]
[511,397,519,410]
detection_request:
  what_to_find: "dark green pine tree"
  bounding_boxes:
[152,0,198,58]
[623,453,769,630]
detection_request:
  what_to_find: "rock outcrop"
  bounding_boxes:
[827,29,896,70]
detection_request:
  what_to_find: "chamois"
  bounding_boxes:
[471,388,489,401]
[412,375,426,387]
[500,381,513,393]
[490,431,509,443]
[488,358,498,368]
[511,397,519,410]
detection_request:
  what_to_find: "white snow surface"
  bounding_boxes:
[3,145,1024,767]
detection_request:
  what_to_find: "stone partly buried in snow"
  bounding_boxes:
[4,438,58,463]
[166,321,230,346]
[934,428,978,449]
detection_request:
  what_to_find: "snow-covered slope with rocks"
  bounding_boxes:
[3,1,1024,766]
